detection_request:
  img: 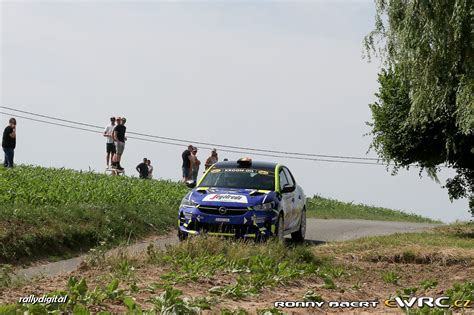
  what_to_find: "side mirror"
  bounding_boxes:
[185,180,196,189]
[281,184,295,193]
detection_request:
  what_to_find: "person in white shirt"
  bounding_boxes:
[147,159,154,179]
[103,117,116,168]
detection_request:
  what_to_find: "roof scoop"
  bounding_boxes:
[249,189,271,196]
[237,158,252,167]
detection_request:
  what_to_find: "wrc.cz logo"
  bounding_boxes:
[384,297,472,309]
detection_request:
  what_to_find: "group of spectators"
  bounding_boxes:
[104,116,220,182]
[181,144,219,182]
[136,158,154,179]
[103,116,155,179]
[3,116,220,183]
[103,116,127,171]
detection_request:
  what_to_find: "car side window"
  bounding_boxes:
[279,169,289,191]
[283,168,295,187]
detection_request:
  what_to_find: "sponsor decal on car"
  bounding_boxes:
[215,218,230,222]
[202,194,248,203]
[223,168,255,173]
[212,168,273,175]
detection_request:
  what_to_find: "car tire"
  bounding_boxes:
[275,214,285,241]
[178,230,188,241]
[291,209,306,242]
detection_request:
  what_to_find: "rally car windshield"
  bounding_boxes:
[199,168,275,190]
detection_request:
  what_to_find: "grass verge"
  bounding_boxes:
[0,224,472,313]
[313,223,474,264]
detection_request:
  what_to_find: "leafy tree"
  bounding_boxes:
[365,0,473,214]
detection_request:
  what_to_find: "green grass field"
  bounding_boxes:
[0,165,437,263]
[306,195,440,223]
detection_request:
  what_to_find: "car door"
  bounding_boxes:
[282,167,299,230]
[283,167,303,230]
[279,168,295,231]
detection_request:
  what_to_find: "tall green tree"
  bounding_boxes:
[365,0,473,213]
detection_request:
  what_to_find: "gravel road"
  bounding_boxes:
[14,219,439,280]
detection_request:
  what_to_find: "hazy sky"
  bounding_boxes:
[1,1,471,222]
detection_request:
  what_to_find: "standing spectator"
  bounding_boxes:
[103,117,116,168]
[147,159,153,179]
[2,118,16,168]
[181,144,193,182]
[112,117,127,170]
[205,149,218,170]
[190,147,201,182]
[136,158,149,179]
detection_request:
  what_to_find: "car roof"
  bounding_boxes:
[213,160,278,171]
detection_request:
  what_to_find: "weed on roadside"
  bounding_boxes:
[0,264,13,288]
[148,286,200,314]
[257,307,287,315]
[221,308,249,315]
[303,290,323,302]
[383,271,401,285]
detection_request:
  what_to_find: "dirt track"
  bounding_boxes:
[14,219,439,280]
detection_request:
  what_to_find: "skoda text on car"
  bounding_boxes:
[178,158,306,241]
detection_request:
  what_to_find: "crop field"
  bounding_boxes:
[0,166,187,263]
[0,224,472,314]
[1,165,436,263]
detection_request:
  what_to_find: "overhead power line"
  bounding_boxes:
[1,110,388,166]
[1,106,381,161]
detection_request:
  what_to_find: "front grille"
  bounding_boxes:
[198,206,248,216]
[187,222,259,235]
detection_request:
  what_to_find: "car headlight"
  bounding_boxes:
[180,198,198,208]
[252,201,275,211]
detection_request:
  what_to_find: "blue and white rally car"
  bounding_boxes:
[178,158,306,241]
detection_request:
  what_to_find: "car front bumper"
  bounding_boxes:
[178,206,279,238]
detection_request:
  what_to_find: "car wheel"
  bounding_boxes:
[275,214,285,241]
[291,209,306,242]
[178,230,188,241]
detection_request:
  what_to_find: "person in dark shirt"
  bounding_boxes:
[182,144,193,182]
[112,117,127,170]
[2,118,16,168]
[136,158,149,179]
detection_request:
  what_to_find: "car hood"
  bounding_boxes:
[189,187,275,207]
